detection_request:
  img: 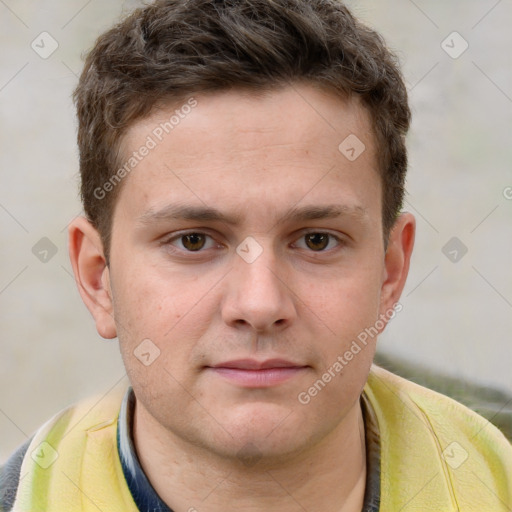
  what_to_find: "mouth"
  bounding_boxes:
[206,359,309,388]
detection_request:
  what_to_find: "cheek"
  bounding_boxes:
[306,267,383,335]
[111,261,200,335]
[297,267,382,393]
[110,265,219,378]
[301,282,379,410]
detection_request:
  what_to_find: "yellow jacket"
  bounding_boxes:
[6,365,512,511]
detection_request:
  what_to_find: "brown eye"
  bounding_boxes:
[304,233,330,251]
[181,233,206,251]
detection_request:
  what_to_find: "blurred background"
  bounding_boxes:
[1,0,511,462]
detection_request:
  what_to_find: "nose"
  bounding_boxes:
[221,243,297,333]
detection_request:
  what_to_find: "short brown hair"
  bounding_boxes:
[74,0,411,262]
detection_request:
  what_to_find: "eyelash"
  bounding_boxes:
[161,230,344,254]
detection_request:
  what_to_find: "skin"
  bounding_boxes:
[69,83,415,512]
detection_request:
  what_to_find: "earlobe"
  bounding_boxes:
[379,212,416,316]
[68,217,117,339]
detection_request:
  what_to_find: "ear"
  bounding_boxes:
[379,212,416,316]
[68,217,117,339]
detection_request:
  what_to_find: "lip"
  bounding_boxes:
[212,358,304,370]
[207,359,308,387]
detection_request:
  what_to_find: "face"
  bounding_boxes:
[71,83,414,463]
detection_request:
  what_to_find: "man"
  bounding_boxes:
[1,0,511,510]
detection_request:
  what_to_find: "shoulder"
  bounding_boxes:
[364,364,512,510]
[366,363,512,451]
[0,437,33,512]
[0,385,128,512]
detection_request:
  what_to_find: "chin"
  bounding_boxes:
[215,403,306,458]
[212,432,307,468]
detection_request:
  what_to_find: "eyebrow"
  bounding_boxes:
[136,203,367,227]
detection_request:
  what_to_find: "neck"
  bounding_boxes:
[133,398,367,512]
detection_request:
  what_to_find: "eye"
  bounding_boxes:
[168,232,216,252]
[294,232,341,252]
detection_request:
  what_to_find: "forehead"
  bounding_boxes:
[114,84,379,223]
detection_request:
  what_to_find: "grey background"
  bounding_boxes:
[1,0,511,463]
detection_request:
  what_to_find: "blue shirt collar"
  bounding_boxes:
[117,388,172,512]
